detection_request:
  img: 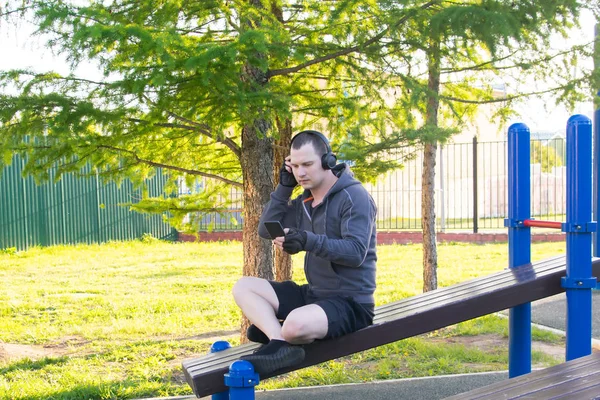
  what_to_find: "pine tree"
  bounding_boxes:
[0,1,433,308]
[381,0,597,291]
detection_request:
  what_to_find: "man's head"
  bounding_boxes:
[289,130,337,191]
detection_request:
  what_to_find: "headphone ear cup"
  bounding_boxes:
[322,152,337,170]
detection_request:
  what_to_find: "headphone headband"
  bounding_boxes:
[290,130,337,170]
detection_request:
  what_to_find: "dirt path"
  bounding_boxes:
[1,333,566,366]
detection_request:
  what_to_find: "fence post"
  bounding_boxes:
[562,115,596,361]
[439,145,446,232]
[210,341,232,400]
[505,123,532,378]
[473,136,478,233]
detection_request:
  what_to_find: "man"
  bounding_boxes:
[232,130,377,376]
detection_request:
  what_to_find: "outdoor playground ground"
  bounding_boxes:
[0,239,569,399]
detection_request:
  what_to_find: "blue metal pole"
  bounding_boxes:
[211,341,232,400]
[595,90,600,259]
[505,123,532,378]
[562,115,597,361]
[594,21,599,258]
[225,360,259,400]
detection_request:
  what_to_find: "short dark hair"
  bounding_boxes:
[290,131,328,156]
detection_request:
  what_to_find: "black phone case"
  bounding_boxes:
[264,221,285,238]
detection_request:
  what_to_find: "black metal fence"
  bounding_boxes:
[193,137,567,232]
[1,137,567,250]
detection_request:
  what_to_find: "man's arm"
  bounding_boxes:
[258,185,298,239]
[305,188,376,267]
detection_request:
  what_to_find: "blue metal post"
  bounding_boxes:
[505,123,532,378]
[211,341,232,400]
[225,360,259,400]
[594,21,599,258]
[562,115,597,361]
[595,90,600,259]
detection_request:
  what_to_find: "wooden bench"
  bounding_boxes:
[445,351,600,399]
[182,255,600,398]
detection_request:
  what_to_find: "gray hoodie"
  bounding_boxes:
[258,164,377,304]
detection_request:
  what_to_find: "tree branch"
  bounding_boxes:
[138,94,242,160]
[441,41,595,75]
[164,110,242,159]
[440,50,519,74]
[440,80,586,104]
[96,144,243,188]
[0,6,32,18]
[267,1,439,78]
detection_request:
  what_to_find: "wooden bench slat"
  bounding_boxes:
[498,361,600,398]
[533,373,600,399]
[552,383,600,399]
[182,343,259,372]
[444,352,600,399]
[183,256,600,398]
[374,256,567,323]
[374,255,565,315]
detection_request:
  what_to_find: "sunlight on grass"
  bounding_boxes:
[0,239,566,399]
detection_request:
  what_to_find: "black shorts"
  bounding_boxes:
[269,280,375,340]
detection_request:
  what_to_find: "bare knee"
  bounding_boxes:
[281,307,327,343]
[232,276,260,304]
[232,276,277,309]
[281,317,309,343]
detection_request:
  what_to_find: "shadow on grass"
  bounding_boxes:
[15,381,185,400]
[3,358,192,400]
[0,356,70,374]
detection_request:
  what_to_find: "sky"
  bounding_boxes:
[0,9,597,134]
[507,12,597,133]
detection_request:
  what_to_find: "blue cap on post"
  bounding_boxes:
[566,114,592,126]
[210,341,232,353]
[224,360,259,388]
[508,122,529,133]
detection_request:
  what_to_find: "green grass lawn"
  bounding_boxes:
[0,239,566,399]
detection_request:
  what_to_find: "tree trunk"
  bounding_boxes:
[422,38,441,293]
[239,0,274,342]
[240,116,273,342]
[273,117,293,281]
[270,2,293,282]
[422,142,438,292]
[241,119,273,284]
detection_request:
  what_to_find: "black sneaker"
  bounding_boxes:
[246,324,270,344]
[246,321,284,344]
[240,339,305,376]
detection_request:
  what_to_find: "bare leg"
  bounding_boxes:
[281,304,328,344]
[232,277,284,340]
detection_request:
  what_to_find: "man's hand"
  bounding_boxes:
[282,228,307,255]
[279,157,297,188]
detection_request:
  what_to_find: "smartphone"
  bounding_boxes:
[264,221,285,239]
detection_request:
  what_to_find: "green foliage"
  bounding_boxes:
[531,140,565,173]
[139,233,160,244]
[0,247,17,255]
[124,185,233,234]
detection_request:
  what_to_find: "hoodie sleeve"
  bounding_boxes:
[258,184,299,239]
[304,186,376,267]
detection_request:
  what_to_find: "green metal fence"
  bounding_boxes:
[0,156,176,250]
